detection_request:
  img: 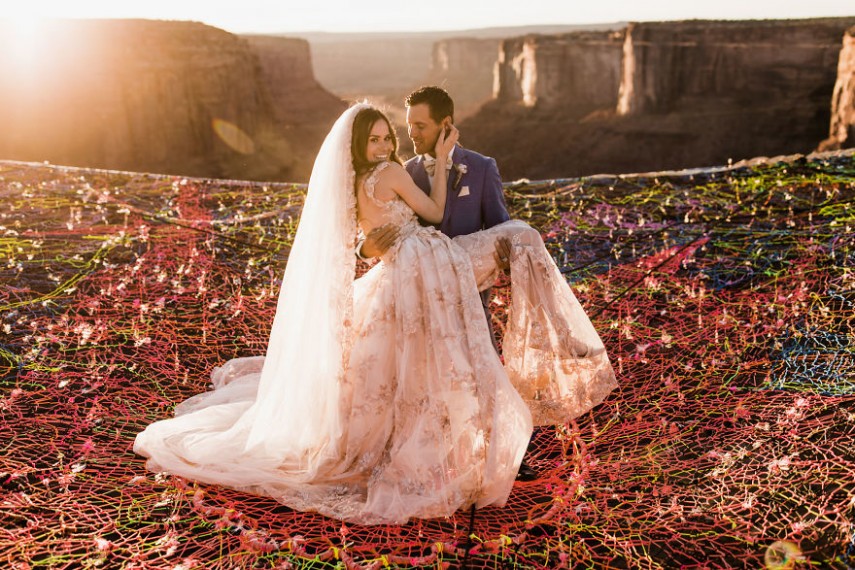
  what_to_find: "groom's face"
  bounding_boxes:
[406,103,445,157]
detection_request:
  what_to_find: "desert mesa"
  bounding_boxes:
[0,17,853,182]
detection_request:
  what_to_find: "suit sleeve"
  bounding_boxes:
[481,157,510,229]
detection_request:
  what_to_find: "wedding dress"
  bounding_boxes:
[134,104,616,525]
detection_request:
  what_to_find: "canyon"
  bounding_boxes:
[461,18,855,180]
[426,38,500,120]
[1,18,854,182]
[0,20,343,182]
[242,35,347,176]
[494,30,625,114]
[292,25,616,100]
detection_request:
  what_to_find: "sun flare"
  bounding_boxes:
[1,16,50,69]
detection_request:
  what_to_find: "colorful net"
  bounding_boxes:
[1,153,853,569]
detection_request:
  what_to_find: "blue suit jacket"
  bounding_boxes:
[405,146,510,238]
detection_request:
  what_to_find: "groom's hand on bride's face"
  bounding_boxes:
[362,224,399,258]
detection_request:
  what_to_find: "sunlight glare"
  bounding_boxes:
[2,16,49,71]
[212,119,257,155]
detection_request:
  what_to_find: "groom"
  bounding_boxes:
[359,85,512,272]
[359,86,537,482]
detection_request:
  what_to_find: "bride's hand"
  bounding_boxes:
[435,123,459,157]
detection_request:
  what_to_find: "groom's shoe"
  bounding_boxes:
[516,460,539,482]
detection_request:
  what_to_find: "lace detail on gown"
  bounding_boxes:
[453,221,618,425]
[333,163,534,522]
[359,161,420,262]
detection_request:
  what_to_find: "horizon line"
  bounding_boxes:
[4,14,855,36]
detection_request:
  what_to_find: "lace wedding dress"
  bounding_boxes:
[134,105,616,525]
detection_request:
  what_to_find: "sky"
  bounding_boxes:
[6,0,855,34]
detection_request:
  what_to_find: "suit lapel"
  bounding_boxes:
[412,157,431,194]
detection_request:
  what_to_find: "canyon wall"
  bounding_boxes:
[616,19,850,117]
[820,26,855,150]
[292,25,623,127]
[426,38,499,119]
[0,20,342,181]
[495,31,625,115]
[243,35,347,177]
[463,18,855,180]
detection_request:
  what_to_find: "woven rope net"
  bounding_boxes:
[1,153,853,569]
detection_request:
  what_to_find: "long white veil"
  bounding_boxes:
[245,103,367,454]
[135,104,369,481]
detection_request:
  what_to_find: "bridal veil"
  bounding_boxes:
[135,104,367,481]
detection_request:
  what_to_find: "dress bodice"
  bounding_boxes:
[358,161,418,235]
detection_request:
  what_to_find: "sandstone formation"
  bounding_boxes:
[820,26,855,150]
[462,18,855,180]
[495,31,625,115]
[616,20,850,117]
[0,20,342,181]
[426,38,500,120]
[292,25,624,121]
[243,35,347,177]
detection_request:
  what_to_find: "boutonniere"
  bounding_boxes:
[452,163,468,190]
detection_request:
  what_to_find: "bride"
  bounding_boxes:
[134,103,617,525]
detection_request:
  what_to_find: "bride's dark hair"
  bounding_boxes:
[351,107,402,175]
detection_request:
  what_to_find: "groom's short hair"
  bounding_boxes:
[406,86,454,124]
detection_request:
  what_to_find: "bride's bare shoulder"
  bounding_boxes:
[360,161,398,184]
[378,160,406,174]
[375,161,409,182]
[364,162,404,200]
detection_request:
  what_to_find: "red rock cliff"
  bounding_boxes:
[463,18,855,180]
[242,35,346,178]
[495,31,625,115]
[617,19,851,117]
[243,35,345,126]
[0,20,341,181]
[427,38,500,119]
[820,27,855,150]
